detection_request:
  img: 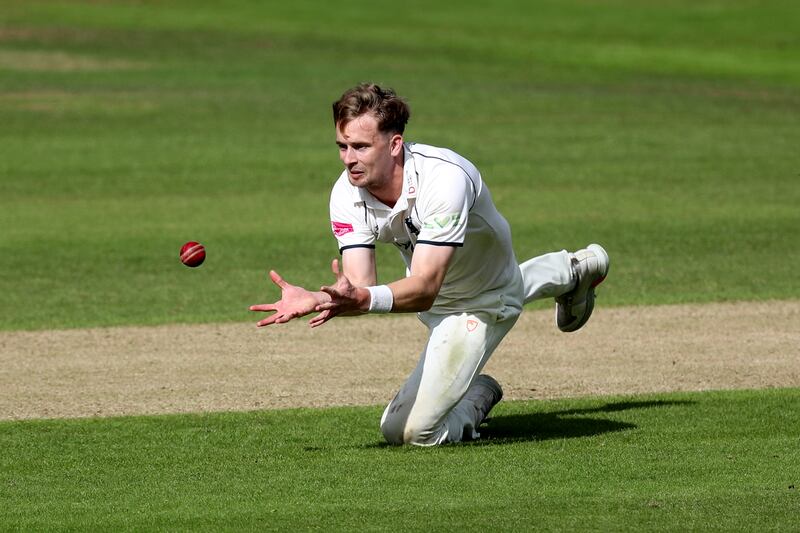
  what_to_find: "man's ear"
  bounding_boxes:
[390,133,404,156]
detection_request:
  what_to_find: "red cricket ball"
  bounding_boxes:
[180,241,206,267]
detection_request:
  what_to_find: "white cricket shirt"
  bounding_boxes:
[329,142,523,318]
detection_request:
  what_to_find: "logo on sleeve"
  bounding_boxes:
[423,213,461,230]
[331,221,354,237]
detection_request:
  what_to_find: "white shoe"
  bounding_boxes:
[555,244,609,332]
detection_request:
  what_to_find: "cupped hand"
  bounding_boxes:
[309,259,366,327]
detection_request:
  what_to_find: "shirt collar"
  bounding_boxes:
[351,143,419,213]
[401,142,418,201]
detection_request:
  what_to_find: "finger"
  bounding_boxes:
[256,315,279,327]
[258,311,295,326]
[315,301,336,311]
[275,310,300,324]
[330,258,341,278]
[269,270,288,289]
[319,285,337,297]
[309,309,333,328]
[249,304,278,312]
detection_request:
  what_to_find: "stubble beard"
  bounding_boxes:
[347,170,369,189]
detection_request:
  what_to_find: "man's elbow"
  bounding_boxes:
[409,272,444,311]
[417,290,438,311]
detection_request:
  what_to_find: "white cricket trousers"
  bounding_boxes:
[380,250,574,446]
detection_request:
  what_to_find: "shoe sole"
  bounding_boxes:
[587,243,609,288]
[558,244,609,333]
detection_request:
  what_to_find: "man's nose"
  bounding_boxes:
[342,146,357,165]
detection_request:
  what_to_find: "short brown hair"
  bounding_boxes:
[332,83,410,134]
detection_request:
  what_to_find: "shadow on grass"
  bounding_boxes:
[479,399,694,445]
[360,399,694,448]
[552,399,695,417]
[480,413,634,444]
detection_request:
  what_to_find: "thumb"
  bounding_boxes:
[270,270,288,289]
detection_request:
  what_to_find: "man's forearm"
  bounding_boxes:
[342,277,436,315]
[383,275,439,313]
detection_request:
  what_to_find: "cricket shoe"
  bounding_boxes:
[470,374,504,425]
[555,244,610,332]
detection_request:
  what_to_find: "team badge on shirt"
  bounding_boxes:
[331,221,354,236]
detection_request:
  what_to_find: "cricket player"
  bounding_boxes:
[250,83,609,446]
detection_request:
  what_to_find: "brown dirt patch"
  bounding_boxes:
[1,300,798,421]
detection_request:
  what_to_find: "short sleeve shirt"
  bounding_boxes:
[329,142,523,317]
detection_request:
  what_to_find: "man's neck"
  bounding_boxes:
[367,157,405,209]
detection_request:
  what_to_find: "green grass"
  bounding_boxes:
[1,388,798,531]
[1,0,799,330]
[2,2,799,530]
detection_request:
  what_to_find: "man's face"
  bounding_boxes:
[335,113,402,192]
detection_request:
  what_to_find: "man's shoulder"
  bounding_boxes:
[406,142,478,178]
[406,142,461,163]
[405,142,481,202]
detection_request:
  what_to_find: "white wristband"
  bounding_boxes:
[366,285,393,313]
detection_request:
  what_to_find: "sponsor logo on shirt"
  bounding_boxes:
[423,213,461,230]
[331,221,354,236]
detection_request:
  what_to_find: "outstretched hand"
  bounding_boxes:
[309,259,367,328]
[249,270,326,327]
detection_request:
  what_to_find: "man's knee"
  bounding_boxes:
[381,415,443,446]
[402,423,442,446]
